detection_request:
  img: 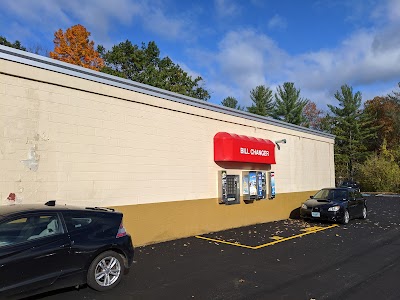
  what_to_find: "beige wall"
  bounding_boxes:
[0,53,334,245]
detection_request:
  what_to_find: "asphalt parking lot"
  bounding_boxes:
[27,195,400,300]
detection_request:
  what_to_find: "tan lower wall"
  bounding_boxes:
[112,191,316,246]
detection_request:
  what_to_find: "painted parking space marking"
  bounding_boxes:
[195,235,255,249]
[195,224,338,250]
[270,236,284,240]
[300,226,326,232]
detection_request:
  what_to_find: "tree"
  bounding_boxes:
[99,40,210,100]
[388,82,400,102]
[28,44,49,56]
[301,101,323,129]
[0,36,26,51]
[49,24,104,71]
[388,82,400,147]
[273,82,308,125]
[246,85,274,116]
[357,144,400,193]
[221,96,243,110]
[328,84,376,180]
[318,113,337,133]
[363,96,400,151]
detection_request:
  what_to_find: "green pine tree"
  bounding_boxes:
[273,82,308,125]
[328,84,376,180]
[98,40,210,101]
[0,36,26,51]
[221,96,243,110]
[246,85,274,116]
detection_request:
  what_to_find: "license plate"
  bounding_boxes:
[311,212,320,218]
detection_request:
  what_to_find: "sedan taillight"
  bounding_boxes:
[116,221,127,238]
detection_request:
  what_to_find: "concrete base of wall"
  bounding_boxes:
[112,191,315,246]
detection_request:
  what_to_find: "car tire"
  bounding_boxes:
[360,206,367,219]
[342,209,349,224]
[87,250,125,291]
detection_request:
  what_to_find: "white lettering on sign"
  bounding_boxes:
[240,148,249,154]
[240,147,269,156]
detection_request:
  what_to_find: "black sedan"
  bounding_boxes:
[0,201,134,299]
[300,188,367,224]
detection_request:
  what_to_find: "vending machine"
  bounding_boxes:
[242,173,250,202]
[257,171,267,199]
[269,171,276,199]
[242,171,267,201]
[249,171,258,200]
[218,171,240,205]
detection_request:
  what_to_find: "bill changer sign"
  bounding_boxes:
[213,132,276,164]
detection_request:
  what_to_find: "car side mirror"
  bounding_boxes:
[310,195,314,199]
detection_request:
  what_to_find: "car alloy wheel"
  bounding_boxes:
[342,210,349,224]
[95,256,121,287]
[87,251,125,291]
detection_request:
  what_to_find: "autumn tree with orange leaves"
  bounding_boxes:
[301,101,323,130]
[50,24,103,71]
[364,96,400,150]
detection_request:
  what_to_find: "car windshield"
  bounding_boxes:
[314,189,347,201]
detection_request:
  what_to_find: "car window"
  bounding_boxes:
[313,189,330,199]
[314,189,347,201]
[331,190,347,201]
[0,214,63,247]
[63,213,93,232]
[63,211,120,238]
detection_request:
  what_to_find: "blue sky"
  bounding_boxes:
[1,0,400,110]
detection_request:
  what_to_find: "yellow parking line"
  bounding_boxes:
[195,224,338,250]
[195,235,255,249]
[253,224,338,249]
[270,236,284,240]
[301,226,326,232]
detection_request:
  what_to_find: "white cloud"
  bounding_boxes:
[0,0,188,46]
[207,29,287,105]
[208,81,243,104]
[140,6,187,40]
[219,30,286,81]
[289,27,400,92]
[214,0,240,17]
[367,0,400,29]
[267,14,287,30]
[206,8,400,108]
[2,0,398,110]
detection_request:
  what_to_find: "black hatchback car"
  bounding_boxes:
[0,202,134,299]
[300,188,367,224]
[339,180,361,192]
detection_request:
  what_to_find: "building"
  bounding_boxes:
[0,45,335,246]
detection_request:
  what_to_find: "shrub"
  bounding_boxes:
[357,155,400,193]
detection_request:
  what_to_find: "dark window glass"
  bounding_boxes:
[63,213,93,232]
[63,211,120,237]
[314,189,348,201]
[0,214,62,247]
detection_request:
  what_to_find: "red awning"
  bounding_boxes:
[214,132,276,164]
